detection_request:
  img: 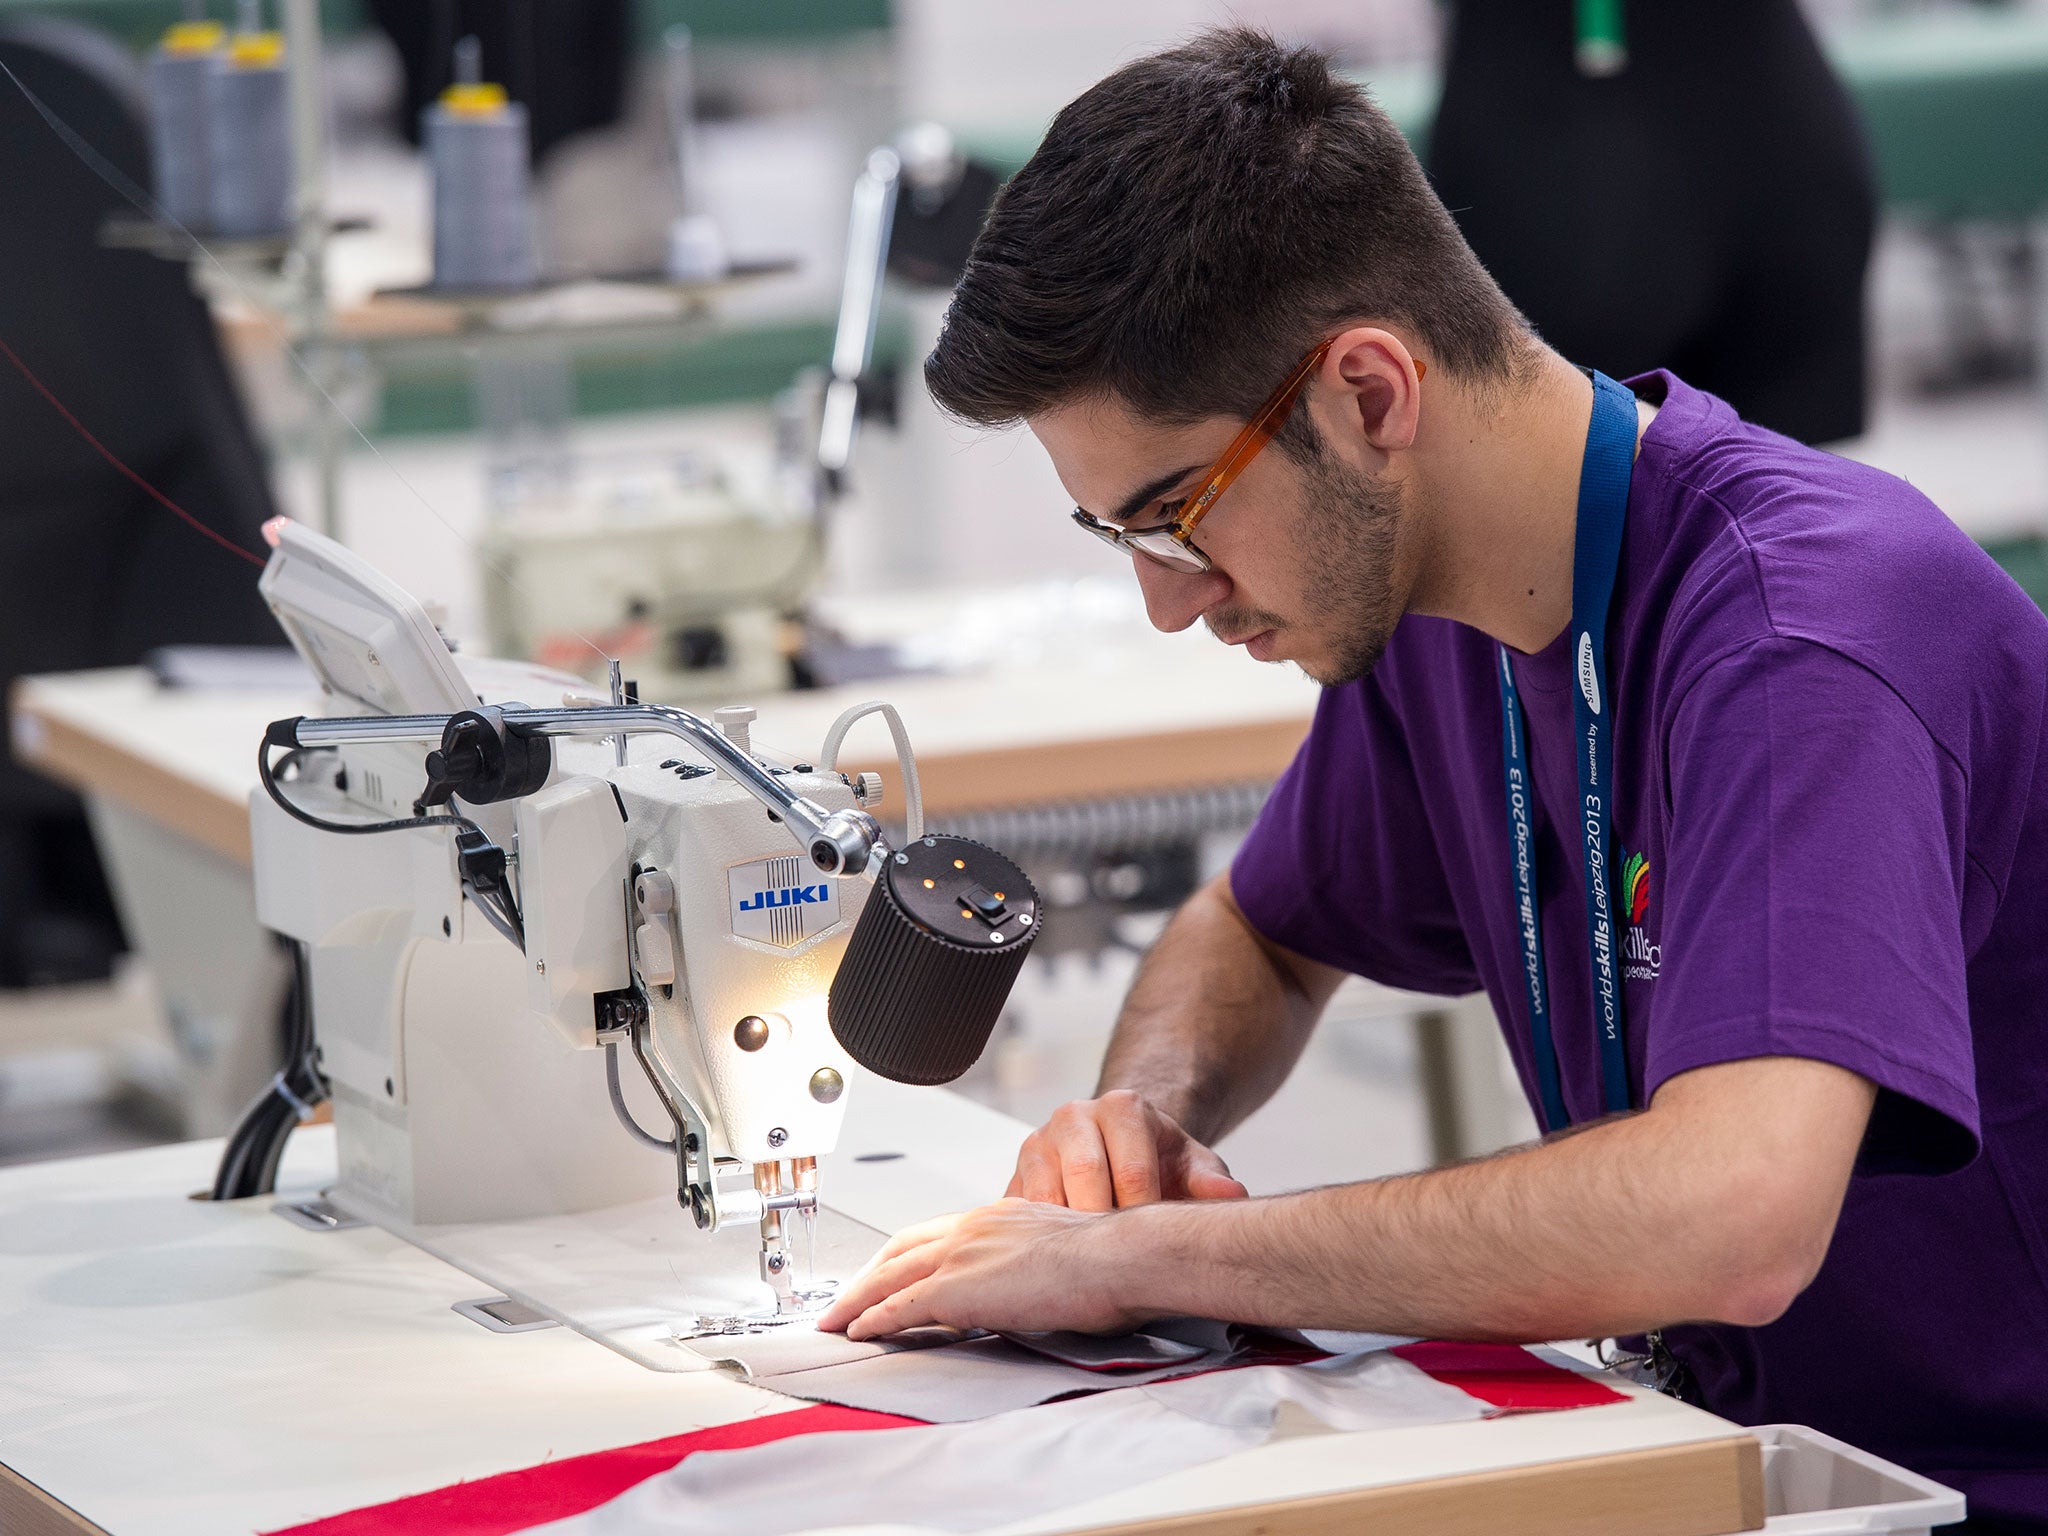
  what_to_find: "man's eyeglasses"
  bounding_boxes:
[1071,338,1340,575]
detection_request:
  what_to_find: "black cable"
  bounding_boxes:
[211,938,329,1201]
[259,737,523,943]
[258,738,483,841]
[462,877,524,949]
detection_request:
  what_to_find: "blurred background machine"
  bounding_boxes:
[472,123,998,708]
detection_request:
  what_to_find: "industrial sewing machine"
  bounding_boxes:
[223,518,1038,1334]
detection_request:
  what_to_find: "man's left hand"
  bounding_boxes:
[816,1199,1143,1341]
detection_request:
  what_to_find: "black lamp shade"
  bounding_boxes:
[828,834,1040,1085]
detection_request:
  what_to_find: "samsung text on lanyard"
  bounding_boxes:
[1497,370,1637,1133]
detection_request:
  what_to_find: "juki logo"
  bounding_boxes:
[729,854,840,948]
[1619,849,1659,980]
[737,884,830,911]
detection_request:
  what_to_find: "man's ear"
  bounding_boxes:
[1322,327,1424,456]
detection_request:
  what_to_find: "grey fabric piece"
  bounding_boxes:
[763,1334,1233,1423]
[1004,1316,1234,1369]
[690,1322,954,1379]
[758,1320,1284,1424]
[701,1313,1307,1424]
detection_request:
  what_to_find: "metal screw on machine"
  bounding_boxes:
[767,1127,788,1148]
[734,1015,770,1052]
[712,704,755,759]
[809,1068,843,1104]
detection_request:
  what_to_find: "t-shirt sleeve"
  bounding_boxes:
[1650,637,1979,1174]
[1230,678,1479,995]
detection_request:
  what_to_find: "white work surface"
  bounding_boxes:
[0,1083,1764,1536]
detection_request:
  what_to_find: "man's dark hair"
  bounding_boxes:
[925,28,1527,436]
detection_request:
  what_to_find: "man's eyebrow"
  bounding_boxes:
[1085,463,1203,528]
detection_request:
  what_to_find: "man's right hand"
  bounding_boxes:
[1005,1089,1250,1210]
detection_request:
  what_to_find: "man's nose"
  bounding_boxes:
[1132,553,1228,634]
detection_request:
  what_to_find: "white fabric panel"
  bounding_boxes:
[528,1352,1485,1536]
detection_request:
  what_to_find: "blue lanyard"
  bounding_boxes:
[1497,370,1638,1132]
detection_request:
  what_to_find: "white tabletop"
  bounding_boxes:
[0,1112,1759,1536]
[0,1130,778,1536]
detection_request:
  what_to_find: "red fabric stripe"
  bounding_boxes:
[262,1404,924,1536]
[1392,1341,1626,1411]
[267,1343,1616,1536]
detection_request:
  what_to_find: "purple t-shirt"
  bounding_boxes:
[1232,373,2048,1518]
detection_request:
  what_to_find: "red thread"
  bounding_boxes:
[0,333,267,569]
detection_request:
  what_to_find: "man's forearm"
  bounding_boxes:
[1094,875,1334,1144]
[1120,1122,1712,1339]
[1113,1056,1875,1340]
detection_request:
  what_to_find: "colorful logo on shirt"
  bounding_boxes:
[1619,846,1659,981]
[1621,850,1651,925]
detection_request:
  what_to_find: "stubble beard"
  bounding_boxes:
[1203,447,1403,687]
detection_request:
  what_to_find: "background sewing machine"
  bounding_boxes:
[233,517,1038,1355]
[474,123,1001,707]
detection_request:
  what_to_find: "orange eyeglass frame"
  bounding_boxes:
[1071,340,1422,574]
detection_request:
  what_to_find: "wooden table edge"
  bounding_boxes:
[0,1431,1763,1536]
[839,714,1311,818]
[1059,1432,1767,1536]
[10,679,253,867]
[0,1462,110,1536]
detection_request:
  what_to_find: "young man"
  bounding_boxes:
[817,29,2048,1526]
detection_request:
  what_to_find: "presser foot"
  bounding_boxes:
[761,1239,799,1311]
[756,1157,824,1313]
[671,1279,840,1341]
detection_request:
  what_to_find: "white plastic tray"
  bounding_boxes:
[1759,1424,1966,1534]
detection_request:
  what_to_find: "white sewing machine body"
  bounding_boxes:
[235,519,1031,1334]
[249,751,866,1232]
